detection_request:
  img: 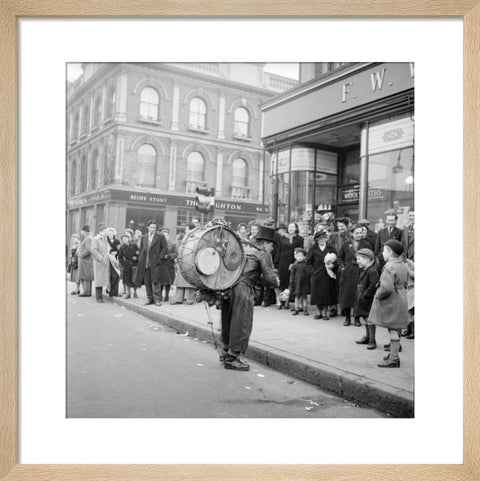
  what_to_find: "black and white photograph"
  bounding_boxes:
[66,62,415,419]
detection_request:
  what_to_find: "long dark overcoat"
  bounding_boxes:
[353,263,379,318]
[274,234,304,290]
[369,257,410,329]
[337,238,372,309]
[306,243,337,306]
[164,240,178,285]
[135,232,169,287]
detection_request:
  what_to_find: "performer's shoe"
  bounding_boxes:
[155,300,162,306]
[354,317,362,327]
[224,356,250,371]
[144,300,154,305]
[218,349,228,363]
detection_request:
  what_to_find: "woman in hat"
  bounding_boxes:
[369,239,410,368]
[337,225,373,326]
[306,230,337,320]
[274,222,304,309]
[353,248,379,349]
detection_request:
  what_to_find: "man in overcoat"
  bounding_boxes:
[374,213,403,268]
[91,224,110,303]
[77,225,94,297]
[135,220,169,306]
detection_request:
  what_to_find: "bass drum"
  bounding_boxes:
[177,224,245,291]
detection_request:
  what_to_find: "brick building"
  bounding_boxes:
[66,63,297,238]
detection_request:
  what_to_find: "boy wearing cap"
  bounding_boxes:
[353,248,379,349]
[369,239,410,367]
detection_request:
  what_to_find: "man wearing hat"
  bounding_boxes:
[369,239,409,368]
[77,225,94,297]
[357,218,377,250]
[157,227,178,302]
[221,225,279,371]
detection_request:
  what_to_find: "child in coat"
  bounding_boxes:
[353,248,379,349]
[289,248,310,316]
[369,240,409,368]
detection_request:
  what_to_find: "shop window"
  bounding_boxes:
[80,155,87,192]
[93,97,102,128]
[367,146,414,227]
[139,87,159,121]
[234,107,249,137]
[189,97,207,130]
[106,87,116,120]
[341,149,360,184]
[136,144,157,187]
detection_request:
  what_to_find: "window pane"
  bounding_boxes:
[232,158,247,186]
[187,152,204,181]
[367,147,414,227]
[137,144,156,187]
[234,108,249,136]
[189,97,206,129]
[140,87,159,120]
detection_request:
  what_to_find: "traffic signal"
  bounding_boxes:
[195,186,215,214]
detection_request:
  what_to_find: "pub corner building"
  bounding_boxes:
[66,62,414,239]
[262,62,414,235]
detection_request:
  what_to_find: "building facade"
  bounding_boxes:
[261,62,414,235]
[66,63,297,238]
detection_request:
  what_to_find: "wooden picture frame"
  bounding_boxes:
[1,1,478,479]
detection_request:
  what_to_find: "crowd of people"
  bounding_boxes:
[68,209,414,370]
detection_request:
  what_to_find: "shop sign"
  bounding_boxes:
[85,188,269,215]
[340,186,384,202]
[67,190,111,209]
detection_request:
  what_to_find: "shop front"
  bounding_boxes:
[67,187,269,238]
[262,62,414,232]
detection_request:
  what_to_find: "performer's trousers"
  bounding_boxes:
[221,283,254,356]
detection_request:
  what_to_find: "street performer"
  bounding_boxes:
[220,225,279,371]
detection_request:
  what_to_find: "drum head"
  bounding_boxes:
[195,246,221,275]
[223,241,243,271]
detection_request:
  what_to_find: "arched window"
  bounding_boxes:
[82,104,90,135]
[234,107,250,137]
[232,158,248,186]
[80,155,87,192]
[137,144,157,187]
[71,160,77,194]
[232,158,250,199]
[186,151,205,181]
[91,149,99,189]
[140,87,159,120]
[106,87,116,119]
[189,97,207,130]
[93,97,102,127]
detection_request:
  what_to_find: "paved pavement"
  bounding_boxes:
[71,283,414,417]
